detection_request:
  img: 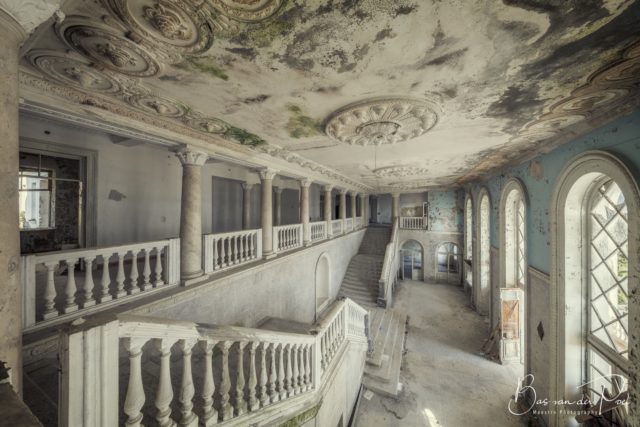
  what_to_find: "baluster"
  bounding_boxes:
[212,238,219,270]
[305,344,312,390]
[178,339,197,427]
[154,247,165,287]
[219,341,233,421]
[248,342,259,411]
[292,344,300,395]
[141,248,151,291]
[123,338,147,427]
[82,256,96,308]
[200,340,218,426]
[220,238,227,267]
[259,342,269,407]
[154,338,177,427]
[320,334,326,371]
[326,326,333,360]
[115,252,127,298]
[285,344,293,398]
[239,235,245,263]
[128,250,140,295]
[63,258,79,313]
[231,237,237,265]
[269,343,279,403]
[298,344,306,393]
[99,254,112,302]
[277,343,286,400]
[247,234,253,259]
[233,342,247,416]
[42,262,58,319]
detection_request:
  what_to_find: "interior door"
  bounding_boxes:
[499,288,524,364]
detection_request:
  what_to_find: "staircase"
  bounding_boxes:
[337,225,408,398]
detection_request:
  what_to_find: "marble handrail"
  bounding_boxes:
[400,216,427,229]
[378,217,400,307]
[203,229,262,274]
[309,221,327,242]
[273,224,303,253]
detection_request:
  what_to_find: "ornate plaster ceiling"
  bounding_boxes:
[17,0,640,191]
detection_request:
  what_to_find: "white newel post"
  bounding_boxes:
[59,319,120,427]
[260,169,277,259]
[339,189,347,231]
[323,185,333,238]
[176,148,207,283]
[300,179,311,246]
[392,192,400,223]
[242,183,253,230]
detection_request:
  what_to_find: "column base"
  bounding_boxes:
[263,252,277,260]
[181,270,204,286]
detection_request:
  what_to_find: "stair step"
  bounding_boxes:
[363,313,407,397]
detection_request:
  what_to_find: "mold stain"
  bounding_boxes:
[285,104,323,139]
[232,3,305,49]
[225,47,258,61]
[394,4,417,17]
[244,94,270,104]
[419,48,468,69]
[374,27,396,43]
[173,57,229,81]
[223,126,266,147]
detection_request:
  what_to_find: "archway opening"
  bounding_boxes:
[400,239,423,281]
[436,242,461,285]
[477,192,491,315]
[464,196,473,292]
[315,254,331,313]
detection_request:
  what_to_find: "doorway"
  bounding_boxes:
[436,242,461,284]
[400,239,423,281]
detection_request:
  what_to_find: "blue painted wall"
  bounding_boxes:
[465,110,640,273]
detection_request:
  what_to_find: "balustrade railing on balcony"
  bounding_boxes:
[309,221,327,242]
[345,218,353,232]
[59,298,369,427]
[21,238,180,331]
[331,219,343,236]
[273,224,303,253]
[400,216,427,230]
[355,216,363,229]
[203,229,262,274]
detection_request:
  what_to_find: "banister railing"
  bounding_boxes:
[21,238,180,331]
[59,298,369,427]
[273,224,303,252]
[378,218,400,308]
[400,216,427,230]
[345,218,353,232]
[203,229,262,274]
[309,221,327,243]
[331,219,343,236]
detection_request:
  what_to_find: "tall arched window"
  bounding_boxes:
[464,195,473,288]
[550,151,639,426]
[476,189,491,315]
[501,180,527,289]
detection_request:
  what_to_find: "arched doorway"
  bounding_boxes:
[475,189,491,316]
[400,240,423,281]
[315,253,331,314]
[435,242,461,285]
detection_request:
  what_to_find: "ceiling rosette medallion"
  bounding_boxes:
[101,0,215,58]
[26,49,123,94]
[373,165,430,178]
[208,0,284,23]
[325,97,439,146]
[127,92,188,117]
[185,116,231,134]
[57,17,160,77]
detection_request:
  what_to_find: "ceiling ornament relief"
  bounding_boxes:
[57,17,160,77]
[127,93,187,117]
[26,49,123,94]
[102,0,215,59]
[325,97,439,146]
[208,0,284,23]
[373,165,430,179]
[185,116,231,135]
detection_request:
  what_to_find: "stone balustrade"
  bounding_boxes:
[273,224,303,253]
[20,238,180,331]
[400,216,427,229]
[309,221,327,242]
[331,219,343,236]
[345,217,354,232]
[203,229,262,274]
[378,218,400,308]
[355,216,364,229]
[59,298,369,427]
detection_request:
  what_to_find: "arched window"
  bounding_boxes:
[315,253,331,314]
[550,151,639,426]
[476,189,491,315]
[464,195,473,287]
[501,180,527,289]
[436,242,461,284]
[401,239,423,281]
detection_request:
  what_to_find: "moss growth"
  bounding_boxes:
[278,401,321,427]
[286,104,323,139]
[224,126,266,147]
[174,57,229,81]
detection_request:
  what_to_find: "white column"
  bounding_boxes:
[339,189,347,226]
[273,186,282,226]
[351,191,358,222]
[242,183,253,230]
[392,192,400,224]
[176,148,208,282]
[323,185,333,238]
[361,194,367,227]
[260,169,277,259]
[300,179,311,246]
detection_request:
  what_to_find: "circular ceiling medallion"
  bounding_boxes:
[58,17,160,77]
[373,165,429,178]
[102,0,214,55]
[186,116,231,134]
[325,97,439,146]
[549,87,629,115]
[27,50,122,94]
[128,94,187,117]
[209,0,284,22]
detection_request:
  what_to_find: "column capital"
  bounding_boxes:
[258,168,277,181]
[273,186,283,195]
[0,1,62,39]
[322,184,333,192]
[338,188,348,195]
[350,190,359,197]
[299,178,312,188]
[391,192,401,198]
[175,147,208,166]
[241,182,254,191]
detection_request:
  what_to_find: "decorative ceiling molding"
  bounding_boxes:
[325,97,439,146]
[373,165,430,179]
[207,0,284,23]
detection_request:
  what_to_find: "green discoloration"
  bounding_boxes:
[278,401,322,427]
[173,57,229,81]
[224,126,266,147]
[286,104,323,139]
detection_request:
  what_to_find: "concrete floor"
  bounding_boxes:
[357,280,532,427]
